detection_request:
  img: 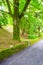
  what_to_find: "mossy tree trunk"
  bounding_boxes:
[13,0,20,41]
[0,22,2,28]
[38,26,41,37]
[13,17,20,40]
[5,0,31,41]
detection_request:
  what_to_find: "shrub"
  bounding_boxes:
[28,34,38,39]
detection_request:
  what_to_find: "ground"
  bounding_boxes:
[0,39,43,65]
[0,28,20,52]
[0,26,40,52]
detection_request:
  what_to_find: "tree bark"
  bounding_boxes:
[13,18,20,41]
[0,23,2,28]
[13,0,31,41]
[13,0,20,41]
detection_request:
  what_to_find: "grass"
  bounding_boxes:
[0,28,20,52]
[0,28,41,52]
[0,28,41,61]
[21,37,41,45]
[0,28,29,61]
[0,41,29,61]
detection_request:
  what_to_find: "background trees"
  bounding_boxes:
[0,0,43,40]
[0,0,31,41]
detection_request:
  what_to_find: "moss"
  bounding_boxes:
[21,37,41,46]
[0,41,29,61]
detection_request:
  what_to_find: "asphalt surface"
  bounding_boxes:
[0,39,43,65]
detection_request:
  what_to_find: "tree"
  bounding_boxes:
[0,0,31,41]
[0,0,43,40]
[20,0,43,39]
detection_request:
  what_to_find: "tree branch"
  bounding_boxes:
[0,10,10,14]
[19,0,31,18]
[6,0,13,17]
[13,0,19,18]
[30,4,43,14]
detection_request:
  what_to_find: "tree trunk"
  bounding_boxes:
[21,29,25,36]
[13,0,20,41]
[0,23,2,28]
[13,18,20,41]
[38,26,40,37]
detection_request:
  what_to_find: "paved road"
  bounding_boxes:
[0,39,43,65]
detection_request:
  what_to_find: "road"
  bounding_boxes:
[0,39,43,65]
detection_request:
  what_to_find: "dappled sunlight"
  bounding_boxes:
[0,28,20,52]
[2,25,13,33]
[0,0,43,63]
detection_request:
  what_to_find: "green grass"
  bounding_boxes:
[21,37,41,46]
[0,28,29,61]
[0,28,41,50]
[0,28,41,61]
[0,28,20,52]
[0,41,29,61]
